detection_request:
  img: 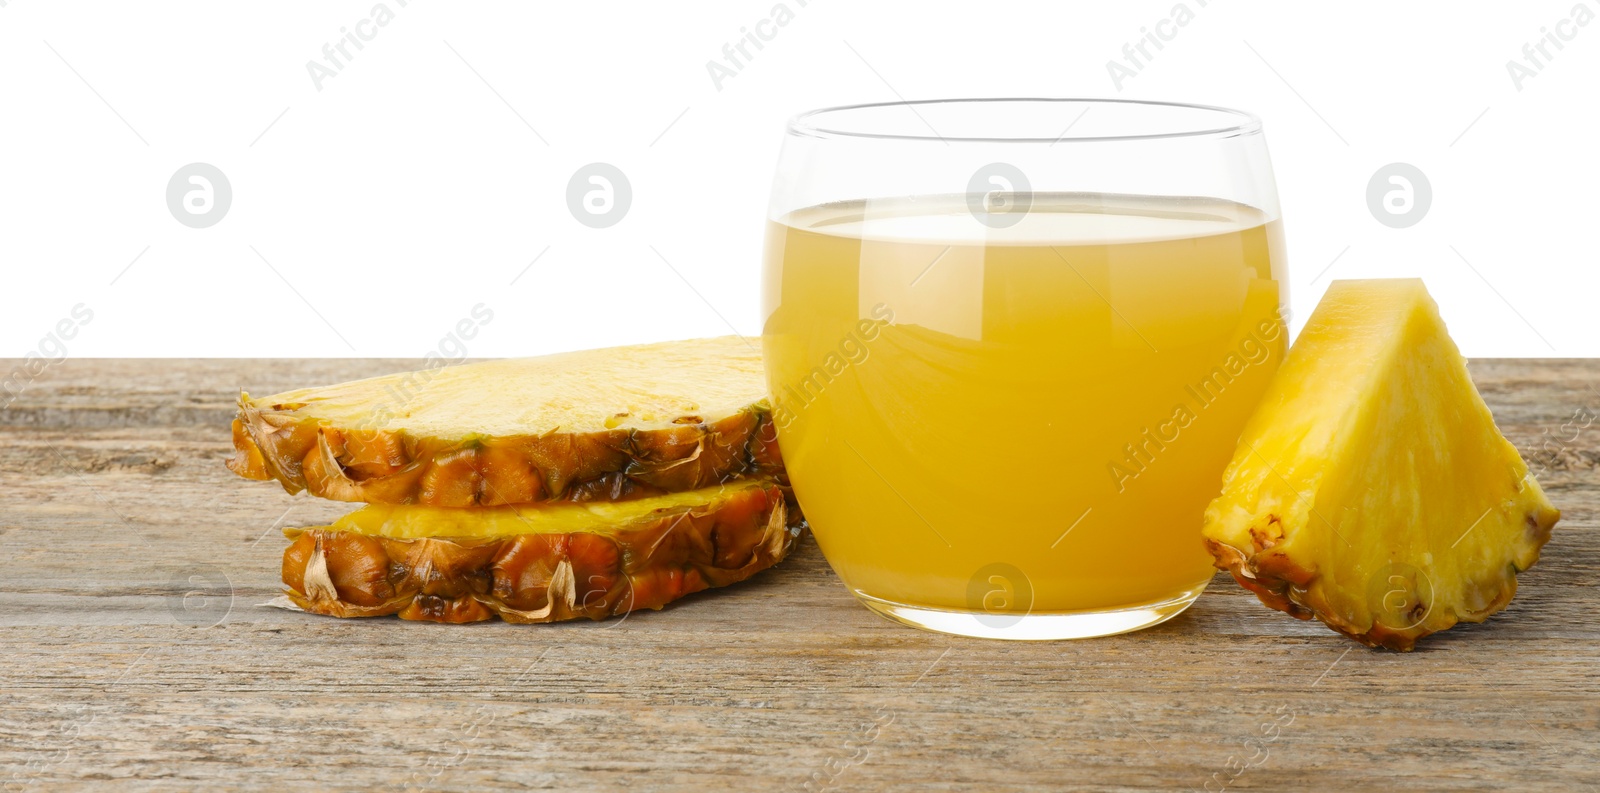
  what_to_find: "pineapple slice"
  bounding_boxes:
[1202,279,1559,651]
[229,337,783,506]
[281,480,798,623]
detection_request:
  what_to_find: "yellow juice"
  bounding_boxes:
[761,193,1287,616]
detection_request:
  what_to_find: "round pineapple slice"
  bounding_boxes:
[228,337,784,507]
[280,480,799,624]
[1202,280,1559,651]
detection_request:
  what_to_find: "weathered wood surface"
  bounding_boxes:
[0,358,1595,792]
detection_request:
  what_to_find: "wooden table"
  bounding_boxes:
[1,359,1595,791]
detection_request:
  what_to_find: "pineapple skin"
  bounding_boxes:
[229,401,785,507]
[1201,279,1560,651]
[280,482,798,623]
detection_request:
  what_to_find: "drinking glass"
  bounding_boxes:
[761,98,1286,639]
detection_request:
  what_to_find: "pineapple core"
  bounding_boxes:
[1202,279,1559,650]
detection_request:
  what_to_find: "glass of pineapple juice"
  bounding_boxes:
[761,99,1288,640]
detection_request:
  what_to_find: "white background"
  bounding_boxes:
[1,0,1595,359]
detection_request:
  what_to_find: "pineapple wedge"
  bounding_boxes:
[229,337,782,506]
[1202,279,1559,651]
[281,480,797,623]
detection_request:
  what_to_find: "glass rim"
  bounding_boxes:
[786,97,1263,144]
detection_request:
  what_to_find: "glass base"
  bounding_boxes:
[854,583,1208,641]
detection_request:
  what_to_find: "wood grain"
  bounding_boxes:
[0,358,1596,792]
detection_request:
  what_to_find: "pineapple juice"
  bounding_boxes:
[762,193,1287,616]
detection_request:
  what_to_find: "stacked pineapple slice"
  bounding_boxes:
[229,337,801,624]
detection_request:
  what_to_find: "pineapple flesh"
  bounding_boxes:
[281,480,798,623]
[1202,279,1559,651]
[229,337,783,507]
